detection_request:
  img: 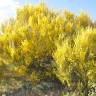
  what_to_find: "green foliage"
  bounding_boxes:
[53,27,96,96]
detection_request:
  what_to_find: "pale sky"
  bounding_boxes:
[0,0,20,23]
[0,0,96,23]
